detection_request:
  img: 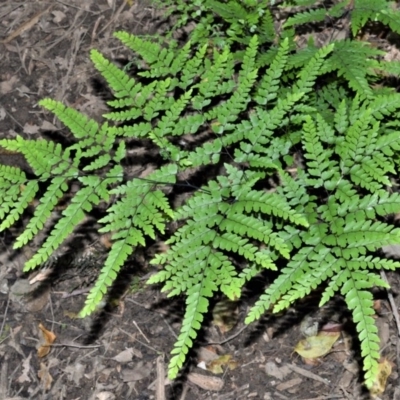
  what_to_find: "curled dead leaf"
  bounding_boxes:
[37,323,56,357]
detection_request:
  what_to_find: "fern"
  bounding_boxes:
[246,94,400,389]
[282,0,400,38]
[2,0,400,392]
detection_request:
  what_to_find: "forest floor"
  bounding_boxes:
[1,1,400,399]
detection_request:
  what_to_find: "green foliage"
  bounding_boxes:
[282,0,400,37]
[2,0,400,391]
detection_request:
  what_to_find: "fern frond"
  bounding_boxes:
[114,31,162,65]
[90,49,139,102]
[255,38,289,105]
[284,7,327,28]
[168,282,214,379]
[350,0,385,34]
[245,248,312,322]
[329,220,400,253]
[0,136,77,179]
[302,115,336,187]
[80,227,144,317]
[13,177,69,248]
[231,190,309,227]
[0,180,38,231]
[326,41,382,98]
[0,165,28,220]
[0,164,27,184]
[24,181,103,270]
[341,275,380,388]
[295,43,335,95]
[275,250,343,311]
[39,99,100,143]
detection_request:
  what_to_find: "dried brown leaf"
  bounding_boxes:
[16,352,32,383]
[37,323,56,358]
[38,362,53,391]
[265,361,291,381]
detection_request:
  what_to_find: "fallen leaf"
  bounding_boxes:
[38,362,53,391]
[40,120,57,131]
[206,354,238,374]
[51,10,66,23]
[121,361,151,382]
[16,352,32,383]
[294,331,340,359]
[0,75,18,94]
[112,347,142,363]
[63,310,79,319]
[65,363,85,385]
[96,392,116,400]
[369,358,392,397]
[23,123,40,135]
[265,361,291,380]
[37,323,56,357]
[197,346,219,364]
[276,377,302,391]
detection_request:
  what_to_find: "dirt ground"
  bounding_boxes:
[1,1,400,399]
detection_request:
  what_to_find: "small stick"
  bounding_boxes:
[380,270,400,336]
[0,298,10,339]
[119,328,160,354]
[49,342,102,349]
[162,316,178,340]
[179,384,189,400]
[132,320,150,343]
[205,325,249,345]
[1,5,53,44]
[155,355,165,400]
[287,363,330,386]
[25,336,102,349]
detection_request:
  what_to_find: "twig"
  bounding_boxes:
[0,297,10,339]
[119,328,160,354]
[50,342,102,349]
[1,5,53,44]
[162,316,178,340]
[26,336,102,349]
[58,287,91,298]
[132,320,150,343]
[0,358,7,400]
[98,0,129,36]
[380,270,400,336]
[286,363,331,386]
[156,355,165,400]
[126,297,169,316]
[179,384,189,400]
[205,325,249,345]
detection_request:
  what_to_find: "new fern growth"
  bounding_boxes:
[2,0,400,390]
